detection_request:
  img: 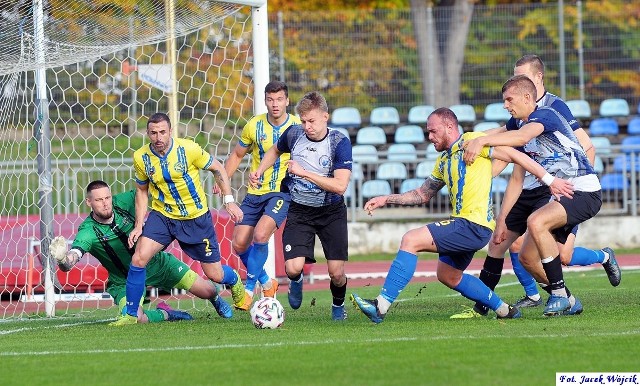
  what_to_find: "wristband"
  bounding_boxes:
[541,173,555,186]
[223,194,235,205]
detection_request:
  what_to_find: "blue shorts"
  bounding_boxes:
[237,192,290,228]
[427,217,492,271]
[142,210,221,263]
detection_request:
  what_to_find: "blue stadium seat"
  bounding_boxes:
[361,179,392,199]
[483,103,511,122]
[492,177,509,194]
[599,98,630,117]
[386,143,417,162]
[600,173,628,192]
[415,160,437,178]
[377,161,408,180]
[566,99,591,119]
[331,107,361,128]
[621,136,640,154]
[355,126,386,146]
[499,162,514,176]
[425,143,440,161]
[590,136,612,155]
[473,121,501,132]
[370,106,400,126]
[449,104,476,124]
[352,145,379,163]
[407,105,435,124]
[613,154,640,172]
[394,125,425,144]
[627,117,640,136]
[400,178,424,193]
[593,155,605,175]
[351,162,364,181]
[333,127,350,141]
[589,118,619,136]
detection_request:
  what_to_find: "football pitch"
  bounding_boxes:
[2,269,639,386]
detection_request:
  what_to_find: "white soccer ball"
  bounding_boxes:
[250,297,285,329]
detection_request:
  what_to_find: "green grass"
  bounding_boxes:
[2,269,639,386]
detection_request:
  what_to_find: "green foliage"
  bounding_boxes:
[2,270,639,385]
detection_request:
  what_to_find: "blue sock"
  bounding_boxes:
[125,264,146,317]
[238,247,251,269]
[569,247,605,266]
[454,273,503,311]
[510,251,539,297]
[380,250,417,303]
[246,242,269,292]
[221,265,238,285]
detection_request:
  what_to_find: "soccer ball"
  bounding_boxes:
[250,297,285,329]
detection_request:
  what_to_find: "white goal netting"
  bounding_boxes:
[0,0,266,319]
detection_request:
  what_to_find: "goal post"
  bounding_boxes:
[0,0,270,319]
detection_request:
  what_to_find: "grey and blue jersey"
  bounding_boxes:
[277,126,352,207]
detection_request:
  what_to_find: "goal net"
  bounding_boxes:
[0,0,268,319]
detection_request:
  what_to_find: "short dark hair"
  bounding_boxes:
[502,74,538,100]
[86,180,109,194]
[515,54,545,75]
[295,91,328,116]
[147,112,171,130]
[429,107,459,127]
[265,80,288,97]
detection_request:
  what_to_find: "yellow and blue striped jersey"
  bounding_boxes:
[240,113,301,195]
[133,138,212,220]
[431,132,496,230]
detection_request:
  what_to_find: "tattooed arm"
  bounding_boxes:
[364,176,446,215]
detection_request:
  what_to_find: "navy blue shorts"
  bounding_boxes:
[427,217,492,271]
[142,210,221,263]
[553,190,601,244]
[237,192,290,228]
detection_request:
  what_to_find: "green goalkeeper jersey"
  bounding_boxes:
[71,190,178,286]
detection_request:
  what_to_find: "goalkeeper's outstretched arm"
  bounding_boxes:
[50,236,82,272]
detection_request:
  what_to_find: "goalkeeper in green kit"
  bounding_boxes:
[50,180,233,323]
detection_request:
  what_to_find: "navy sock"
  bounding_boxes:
[380,250,417,303]
[125,264,146,317]
[455,273,503,311]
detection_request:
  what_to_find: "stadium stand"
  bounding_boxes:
[352,144,379,163]
[400,178,424,193]
[473,121,501,132]
[415,160,436,178]
[589,118,619,136]
[483,102,511,122]
[377,161,408,180]
[407,105,435,125]
[370,106,400,126]
[394,124,425,144]
[386,143,418,162]
[566,99,592,119]
[599,98,630,117]
[331,106,362,129]
[627,117,640,136]
[361,179,392,199]
[449,104,477,124]
[591,136,613,155]
[355,126,387,146]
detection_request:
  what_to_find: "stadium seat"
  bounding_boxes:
[621,136,640,154]
[492,177,509,194]
[376,161,408,180]
[355,126,386,146]
[331,107,361,128]
[386,143,417,162]
[590,136,612,155]
[599,98,630,117]
[369,106,400,126]
[589,118,619,136]
[333,127,351,141]
[352,145,379,163]
[394,125,425,144]
[566,99,592,119]
[400,178,424,193]
[600,173,628,192]
[449,104,476,124]
[593,155,605,175]
[425,143,440,161]
[613,154,640,172]
[483,102,511,122]
[407,105,435,124]
[361,179,392,199]
[415,160,437,178]
[351,162,364,181]
[627,117,640,136]
[499,162,514,176]
[473,121,501,132]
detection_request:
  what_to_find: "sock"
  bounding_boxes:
[238,247,251,268]
[376,296,392,314]
[220,265,238,286]
[289,273,303,282]
[454,273,503,312]
[144,309,166,323]
[541,256,568,297]
[379,250,418,304]
[569,247,605,266]
[539,282,551,295]
[510,251,539,298]
[125,264,146,317]
[474,255,503,312]
[330,278,347,307]
[245,242,269,292]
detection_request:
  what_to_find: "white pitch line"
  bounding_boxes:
[0,319,113,336]
[1,329,639,357]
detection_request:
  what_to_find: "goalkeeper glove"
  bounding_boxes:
[50,236,68,262]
